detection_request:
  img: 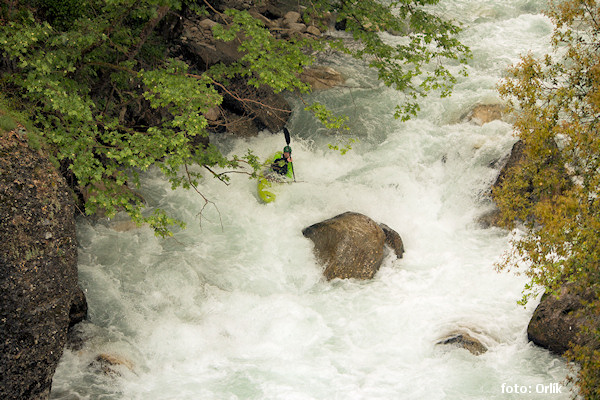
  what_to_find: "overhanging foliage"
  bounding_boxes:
[496,0,600,397]
[0,0,470,235]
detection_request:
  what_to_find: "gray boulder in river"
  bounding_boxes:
[302,212,404,280]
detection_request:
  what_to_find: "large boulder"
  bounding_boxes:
[527,283,599,355]
[0,129,80,400]
[302,212,403,280]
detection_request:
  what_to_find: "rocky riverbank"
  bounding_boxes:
[0,129,84,400]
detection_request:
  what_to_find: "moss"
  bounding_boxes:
[0,95,44,150]
[0,114,18,133]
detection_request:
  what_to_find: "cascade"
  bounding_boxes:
[51,1,572,399]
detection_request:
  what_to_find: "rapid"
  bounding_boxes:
[50,0,574,399]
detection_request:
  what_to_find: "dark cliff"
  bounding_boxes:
[0,129,80,400]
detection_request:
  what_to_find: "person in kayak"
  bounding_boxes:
[271,145,293,176]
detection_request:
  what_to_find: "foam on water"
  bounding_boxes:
[50,0,574,399]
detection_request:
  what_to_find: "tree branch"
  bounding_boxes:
[126,5,171,61]
[184,164,223,230]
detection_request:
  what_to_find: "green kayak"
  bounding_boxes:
[257,151,294,203]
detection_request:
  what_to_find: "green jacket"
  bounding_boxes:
[270,151,294,179]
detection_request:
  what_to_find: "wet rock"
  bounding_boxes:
[492,140,525,190]
[300,66,345,90]
[379,223,404,259]
[204,107,221,122]
[483,137,571,228]
[527,283,599,355]
[436,331,488,355]
[302,212,403,280]
[462,104,505,126]
[476,208,502,229]
[0,130,79,400]
[109,220,146,232]
[68,287,88,330]
[90,353,135,376]
[476,140,526,228]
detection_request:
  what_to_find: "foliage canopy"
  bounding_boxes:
[496,0,600,397]
[0,0,469,235]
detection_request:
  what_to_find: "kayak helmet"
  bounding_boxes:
[283,145,292,154]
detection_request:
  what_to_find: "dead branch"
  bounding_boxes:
[184,164,223,230]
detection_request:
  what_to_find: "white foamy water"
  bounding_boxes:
[50,1,575,399]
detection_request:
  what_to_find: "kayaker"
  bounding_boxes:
[271,145,293,176]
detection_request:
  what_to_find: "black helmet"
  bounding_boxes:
[283,146,292,154]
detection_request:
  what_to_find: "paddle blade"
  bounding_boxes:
[284,127,291,145]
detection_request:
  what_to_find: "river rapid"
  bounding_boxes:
[50,0,575,399]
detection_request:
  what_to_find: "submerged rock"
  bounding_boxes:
[90,353,135,376]
[300,66,345,90]
[0,130,80,400]
[462,104,505,126]
[436,331,488,356]
[302,212,403,280]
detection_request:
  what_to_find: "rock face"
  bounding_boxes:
[527,284,599,355]
[302,212,403,280]
[0,130,80,400]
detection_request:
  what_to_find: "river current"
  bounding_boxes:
[50,0,574,399]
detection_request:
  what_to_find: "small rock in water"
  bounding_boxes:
[436,331,488,355]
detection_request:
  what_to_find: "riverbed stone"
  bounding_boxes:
[436,331,488,355]
[302,212,403,280]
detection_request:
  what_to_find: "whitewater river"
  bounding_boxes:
[50,0,575,399]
